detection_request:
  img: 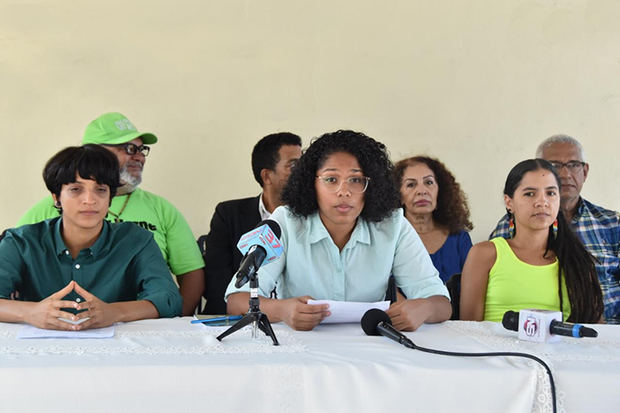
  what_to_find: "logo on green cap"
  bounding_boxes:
[114,119,137,132]
[82,112,158,145]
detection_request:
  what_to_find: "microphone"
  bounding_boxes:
[234,220,283,288]
[361,309,414,349]
[502,310,598,342]
[362,310,560,413]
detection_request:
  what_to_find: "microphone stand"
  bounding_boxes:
[216,271,279,345]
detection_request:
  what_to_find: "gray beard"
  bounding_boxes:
[119,166,142,193]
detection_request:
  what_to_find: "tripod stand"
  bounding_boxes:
[216,274,279,345]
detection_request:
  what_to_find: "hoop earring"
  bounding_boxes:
[508,215,515,239]
[552,219,558,239]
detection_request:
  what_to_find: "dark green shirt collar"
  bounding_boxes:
[52,217,111,259]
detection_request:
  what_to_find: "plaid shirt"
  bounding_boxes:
[490,198,620,324]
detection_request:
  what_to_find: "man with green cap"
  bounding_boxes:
[17,112,205,316]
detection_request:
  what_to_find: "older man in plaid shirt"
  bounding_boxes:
[490,135,620,323]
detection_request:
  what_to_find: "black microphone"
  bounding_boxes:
[502,310,598,338]
[361,309,415,349]
[362,310,560,413]
[234,220,283,288]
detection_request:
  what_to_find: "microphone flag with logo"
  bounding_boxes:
[234,220,283,288]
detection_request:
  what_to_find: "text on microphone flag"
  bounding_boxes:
[236,223,284,262]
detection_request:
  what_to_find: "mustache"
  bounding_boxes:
[125,161,143,169]
[119,165,142,188]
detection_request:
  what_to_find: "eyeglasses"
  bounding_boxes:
[106,143,150,157]
[316,175,370,193]
[549,160,585,172]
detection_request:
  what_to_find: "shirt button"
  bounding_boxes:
[75,264,81,269]
[65,250,70,255]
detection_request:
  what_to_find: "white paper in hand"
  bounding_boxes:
[308,300,390,324]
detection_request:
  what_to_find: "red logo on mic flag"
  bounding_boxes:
[263,229,282,249]
[236,223,284,263]
[523,316,539,337]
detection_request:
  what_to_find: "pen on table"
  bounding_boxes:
[190,315,243,324]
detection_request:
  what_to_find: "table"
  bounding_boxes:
[0,318,618,412]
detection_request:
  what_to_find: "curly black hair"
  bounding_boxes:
[281,130,400,222]
[394,156,473,233]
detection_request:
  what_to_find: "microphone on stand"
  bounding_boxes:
[218,219,283,346]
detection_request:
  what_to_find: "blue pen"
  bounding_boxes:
[191,315,243,324]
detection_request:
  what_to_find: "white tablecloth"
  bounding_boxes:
[0,318,618,413]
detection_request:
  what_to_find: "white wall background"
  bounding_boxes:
[1,0,619,243]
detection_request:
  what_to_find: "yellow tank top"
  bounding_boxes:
[484,237,571,322]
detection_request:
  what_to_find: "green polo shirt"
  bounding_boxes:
[0,218,182,318]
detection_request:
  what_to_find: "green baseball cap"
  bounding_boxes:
[82,112,158,145]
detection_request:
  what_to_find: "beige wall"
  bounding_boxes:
[1,0,619,243]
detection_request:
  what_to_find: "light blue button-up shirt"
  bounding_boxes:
[225,206,449,302]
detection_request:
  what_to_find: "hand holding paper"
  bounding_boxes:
[307,300,390,324]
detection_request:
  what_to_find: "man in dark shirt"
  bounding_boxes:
[202,132,302,314]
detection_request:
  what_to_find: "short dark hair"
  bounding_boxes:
[394,156,473,233]
[43,144,121,205]
[282,130,400,222]
[251,132,302,187]
[504,158,603,323]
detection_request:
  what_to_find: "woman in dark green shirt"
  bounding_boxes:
[0,144,182,330]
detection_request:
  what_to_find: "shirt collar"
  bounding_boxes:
[307,212,371,247]
[573,197,586,221]
[89,220,111,258]
[52,217,110,258]
[53,217,69,256]
[348,217,371,247]
[258,193,271,220]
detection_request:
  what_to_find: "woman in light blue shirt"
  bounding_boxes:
[226,130,451,331]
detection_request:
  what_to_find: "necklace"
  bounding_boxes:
[108,192,132,223]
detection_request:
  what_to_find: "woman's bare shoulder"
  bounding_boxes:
[467,240,497,266]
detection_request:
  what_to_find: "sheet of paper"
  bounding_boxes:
[17,325,115,339]
[307,300,390,324]
[58,317,90,325]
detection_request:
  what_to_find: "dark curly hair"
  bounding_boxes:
[281,130,400,222]
[394,156,473,233]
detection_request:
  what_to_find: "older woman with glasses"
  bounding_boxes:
[225,130,450,331]
[394,156,473,283]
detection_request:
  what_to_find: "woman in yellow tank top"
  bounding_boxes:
[460,159,603,323]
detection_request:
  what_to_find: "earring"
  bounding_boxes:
[552,219,558,239]
[508,214,515,239]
